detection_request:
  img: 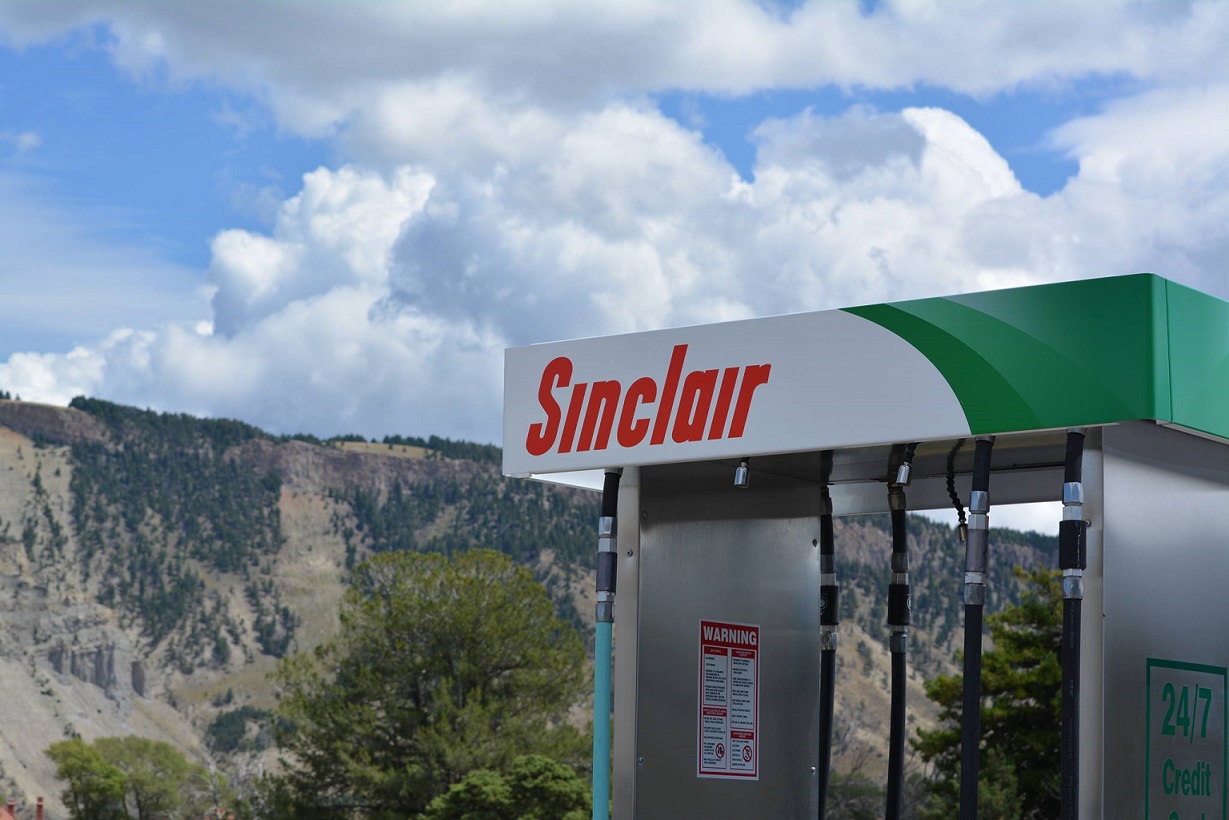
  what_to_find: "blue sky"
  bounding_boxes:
[0,1,1227,528]
[3,17,1142,286]
[0,32,328,266]
[5,35,1108,299]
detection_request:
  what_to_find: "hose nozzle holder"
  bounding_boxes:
[895,441,919,486]
[734,458,750,488]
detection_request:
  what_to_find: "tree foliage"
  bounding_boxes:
[47,736,221,820]
[913,568,1062,819]
[273,549,588,817]
[819,711,929,819]
[46,738,127,820]
[380,434,502,466]
[420,754,590,820]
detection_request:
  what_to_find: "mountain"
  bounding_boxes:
[0,397,1056,817]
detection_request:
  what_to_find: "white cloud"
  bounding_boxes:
[2,129,40,152]
[6,80,1229,447]
[3,2,1228,138]
[209,165,433,335]
[0,105,1076,434]
[1053,85,1229,192]
[0,330,128,408]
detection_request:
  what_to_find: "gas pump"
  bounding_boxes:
[503,273,1229,819]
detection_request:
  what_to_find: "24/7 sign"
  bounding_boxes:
[698,620,759,780]
[1146,658,1227,819]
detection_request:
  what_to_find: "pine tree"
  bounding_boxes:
[913,568,1062,819]
[272,549,588,817]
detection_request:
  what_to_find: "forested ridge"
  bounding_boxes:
[0,395,1059,817]
[6,397,609,674]
[4,395,1057,682]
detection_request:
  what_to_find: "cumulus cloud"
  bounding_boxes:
[208,165,433,335]
[0,163,496,439]
[380,101,1037,355]
[0,343,107,407]
[10,93,1227,443]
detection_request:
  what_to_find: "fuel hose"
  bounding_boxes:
[1059,431,1087,819]
[959,436,994,820]
[885,443,916,820]
[593,468,622,820]
[818,484,837,818]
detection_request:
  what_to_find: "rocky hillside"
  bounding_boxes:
[0,397,1056,817]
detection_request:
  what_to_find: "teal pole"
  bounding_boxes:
[593,468,621,820]
[593,620,613,820]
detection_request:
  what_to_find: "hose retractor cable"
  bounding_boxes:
[1060,431,1088,820]
[959,436,994,820]
[885,443,916,820]
[818,483,837,818]
[946,438,968,541]
[593,468,622,820]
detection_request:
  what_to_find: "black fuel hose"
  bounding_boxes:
[887,651,907,810]
[818,486,837,818]
[885,447,913,820]
[1060,431,1087,819]
[593,468,621,820]
[959,436,994,820]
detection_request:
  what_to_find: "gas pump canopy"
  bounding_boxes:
[504,273,1229,488]
[502,273,1229,819]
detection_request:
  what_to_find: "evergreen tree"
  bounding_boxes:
[272,550,588,817]
[913,568,1062,819]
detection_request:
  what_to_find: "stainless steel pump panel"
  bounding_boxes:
[1102,423,1229,819]
[631,472,820,819]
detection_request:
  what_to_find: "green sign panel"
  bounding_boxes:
[1146,658,1228,819]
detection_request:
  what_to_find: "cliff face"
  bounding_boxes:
[0,416,176,817]
[0,399,1056,817]
[0,402,107,446]
[0,400,605,818]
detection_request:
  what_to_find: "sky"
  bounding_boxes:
[2,1,1228,532]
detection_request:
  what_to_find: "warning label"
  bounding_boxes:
[698,620,759,780]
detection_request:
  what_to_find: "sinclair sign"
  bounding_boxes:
[524,344,773,457]
[503,309,972,476]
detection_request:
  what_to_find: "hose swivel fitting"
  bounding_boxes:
[595,469,623,623]
[1060,431,1088,600]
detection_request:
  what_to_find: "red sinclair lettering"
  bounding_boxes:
[525,344,771,456]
